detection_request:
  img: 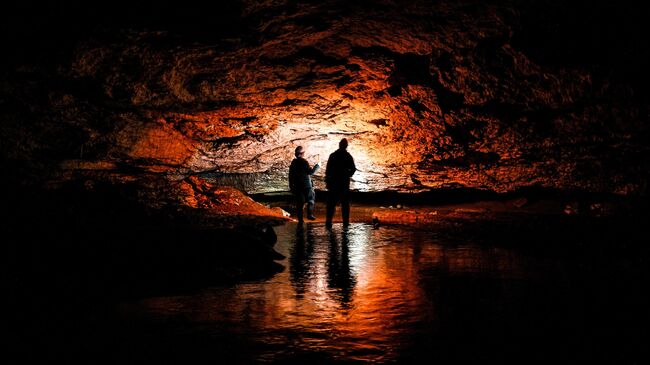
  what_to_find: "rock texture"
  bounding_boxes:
[2,0,649,195]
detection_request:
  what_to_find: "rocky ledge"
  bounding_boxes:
[4,176,289,299]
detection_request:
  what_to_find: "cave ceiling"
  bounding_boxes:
[2,0,648,194]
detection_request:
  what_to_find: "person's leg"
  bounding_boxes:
[341,188,350,225]
[307,189,316,220]
[295,192,305,222]
[326,190,337,227]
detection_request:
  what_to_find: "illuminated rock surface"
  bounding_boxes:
[2,0,648,196]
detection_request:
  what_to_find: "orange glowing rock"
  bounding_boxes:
[179,176,287,222]
[115,119,196,166]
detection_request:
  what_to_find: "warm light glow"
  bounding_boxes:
[180,90,429,192]
[297,134,378,191]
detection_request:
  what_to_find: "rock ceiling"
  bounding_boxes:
[3,0,648,194]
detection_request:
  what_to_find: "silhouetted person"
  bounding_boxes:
[289,146,320,224]
[325,138,356,227]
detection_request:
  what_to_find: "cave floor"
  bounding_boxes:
[262,196,577,225]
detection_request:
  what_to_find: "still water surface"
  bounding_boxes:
[120,222,644,362]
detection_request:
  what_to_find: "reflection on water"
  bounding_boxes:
[120,223,647,362]
[292,224,356,307]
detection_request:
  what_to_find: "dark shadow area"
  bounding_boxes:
[510,0,650,99]
[2,1,249,67]
[2,179,284,362]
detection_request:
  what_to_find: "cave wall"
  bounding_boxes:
[2,0,648,195]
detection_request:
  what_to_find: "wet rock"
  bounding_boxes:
[589,203,603,216]
[511,197,528,208]
[453,208,489,214]
[372,216,380,228]
[564,202,579,215]
[273,206,291,217]
[373,208,440,225]
[261,224,278,246]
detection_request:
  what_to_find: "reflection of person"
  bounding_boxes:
[327,228,355,307]
[289,146,320,223]
[325,138,356,227]
[290,224,314,297]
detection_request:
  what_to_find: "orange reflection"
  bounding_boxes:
[130,224,526,361]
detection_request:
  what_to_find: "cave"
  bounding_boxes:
[3,0,650,363]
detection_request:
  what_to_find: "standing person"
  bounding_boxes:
[289,146,320,224]
[325,138,356,227]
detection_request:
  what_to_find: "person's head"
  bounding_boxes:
[339,138,348,150]
[295,146,304,157]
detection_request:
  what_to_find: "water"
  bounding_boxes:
[118,222,649,363]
